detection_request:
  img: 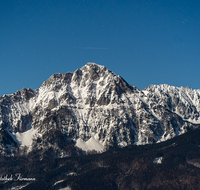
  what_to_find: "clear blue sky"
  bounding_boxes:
[1,0,200,96]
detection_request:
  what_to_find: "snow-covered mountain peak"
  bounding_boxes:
[84,62,107,70]
[37,63,138,108]
[143,84,200,124]
[0,63,200,157]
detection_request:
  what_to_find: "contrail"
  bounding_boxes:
[84,47,109,50]
[73,47,109,50]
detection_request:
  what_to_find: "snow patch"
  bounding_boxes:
[10,184,30,190]
[59,187,71,190]
[187,160,200,168]
[66,172,77,176]
[53,179,64,186]
[75,136,104,152]
[153,157,163,164]
[15,127,38,151]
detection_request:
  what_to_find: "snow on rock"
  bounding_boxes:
[187,160,200,168]
[66,172,77,176]
[76,136,104,152]
[153,157,163,164]
[15,127,38,151]
[53,179,65,186]
[10,184,30,190]
[59,187,71,190]
[144,84,200,124]
[1,63,200,157]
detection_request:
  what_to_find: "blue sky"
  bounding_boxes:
[1,0,200,96]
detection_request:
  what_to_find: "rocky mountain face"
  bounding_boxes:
[0,62,200,157]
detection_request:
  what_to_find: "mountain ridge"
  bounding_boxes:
[0,62,200,157]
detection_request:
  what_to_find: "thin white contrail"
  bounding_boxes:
[73,47,109,50]
[84,47,109,50]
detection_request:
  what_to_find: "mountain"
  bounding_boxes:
[0,62,200,158]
